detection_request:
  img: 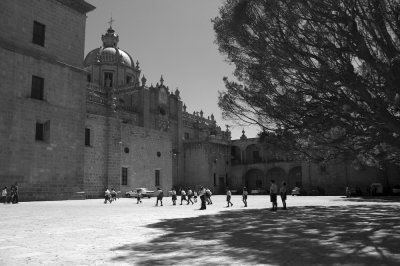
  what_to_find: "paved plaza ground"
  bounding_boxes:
[1,195,400,266]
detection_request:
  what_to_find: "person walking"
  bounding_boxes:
[1,186,7,204]
[193,190,198,203]
[280,182,287,210]
[104,188,112,204]
[226,188,233,207]
[270,180,278,211]
[156,188,163,206]
[199,186,207,210]
[205,188,213,205]
[187,188,194,205]
[111,188,117,202]
[171,188,177,205]
[242,187,248,207]
[136,190,142,204]
[180,189,187,205]
[12,182,19,204]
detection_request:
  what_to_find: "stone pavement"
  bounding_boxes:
[1,195,400,266]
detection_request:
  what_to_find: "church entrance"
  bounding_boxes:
[244,169,265,191]
[266,167,286,187]
[288,166,302,190]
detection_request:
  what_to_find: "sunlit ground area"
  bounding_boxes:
[1,195,399,265]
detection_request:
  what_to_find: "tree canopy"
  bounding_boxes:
[213,0,400,166]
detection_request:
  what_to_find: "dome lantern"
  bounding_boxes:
[101,27,119,48]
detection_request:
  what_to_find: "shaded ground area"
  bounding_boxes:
[111,204,400,266]
[342,196,400,203]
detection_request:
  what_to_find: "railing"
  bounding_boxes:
[114,84,140,95]
[87,83,106,94]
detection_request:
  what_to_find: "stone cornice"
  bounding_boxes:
[53,0,95,14]
[0,37,87,74]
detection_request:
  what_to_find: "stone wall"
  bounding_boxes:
[0,0,91,201]
[0,0,88,68]
[302,161,400,195]
[120,125,173,195]
[183,142,230,193]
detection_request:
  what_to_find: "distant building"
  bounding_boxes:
[229,130,399,196]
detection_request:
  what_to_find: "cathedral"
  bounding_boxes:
[1,0,398,201]
[0,0,231,200]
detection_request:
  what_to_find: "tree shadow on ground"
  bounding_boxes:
[341,196,400,203]
[110,205,400,265]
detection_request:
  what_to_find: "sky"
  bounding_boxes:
[84,0,259,139]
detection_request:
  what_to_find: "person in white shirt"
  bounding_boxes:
[187,188,194,205]
[1,186,7,204]
[270,180,278,211]
[205,188,213,205]
[180,189,186,205]
[104,188,111,204]
[171,188,177,205]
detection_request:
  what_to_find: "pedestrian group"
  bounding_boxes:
[102,180,289,211]
[1,182,19,204]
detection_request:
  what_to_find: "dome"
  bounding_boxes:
[84,26,135,68]
[84,47,134,67]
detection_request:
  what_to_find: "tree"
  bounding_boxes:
[213,0,400,166]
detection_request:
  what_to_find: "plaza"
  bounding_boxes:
[1,195,400,265]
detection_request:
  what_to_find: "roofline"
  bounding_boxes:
[54,0,95,14]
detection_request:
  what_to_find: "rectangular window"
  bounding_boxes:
[32,21,45,46]
[104,72,113,87]
[126,76,132,84]
[85,128,91,146]
[213,173,216,186]
[35,120,50,142]
[87,74,91,83]
[121,167,128,186]
[184,132,190,140]
[155,170,160,186]
[31,75,44,100]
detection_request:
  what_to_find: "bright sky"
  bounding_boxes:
[84,0,259,139]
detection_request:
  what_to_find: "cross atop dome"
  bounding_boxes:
[108,16,115,29]
[101,18,119,48]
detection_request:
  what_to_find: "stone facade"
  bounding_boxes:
[229,134,400,196]
[0,0,95,200]
[83,25,231,197]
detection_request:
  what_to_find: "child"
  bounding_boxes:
[180,189,186,205]
[171,188,177,205]
[111,188,117,201]
[156,188,163,206]
[242,187,248,207]
[136,189,142,204]
[1,186,7,204]
[104,188,111,204]
[280,182,287,210]
[199,186,207,210]
[187,188,194,205]
[205,188,213,205]
[193,190,198,203]
[226,187,233,207]
[270,180,278,211]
